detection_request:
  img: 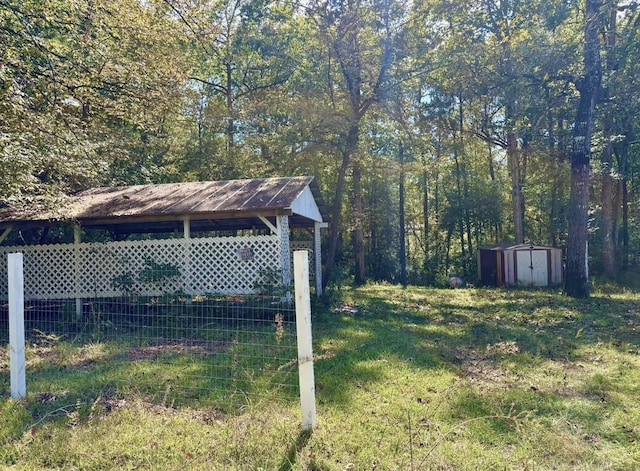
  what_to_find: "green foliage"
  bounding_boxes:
[110,258,181,297]
[110,272,135,295]
[2,0,640,286]
[138,258,181,285]
[252,267,287,297]
[0,0,189,206]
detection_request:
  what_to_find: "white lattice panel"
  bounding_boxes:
[0,235,282,300]
[188,236,281,294]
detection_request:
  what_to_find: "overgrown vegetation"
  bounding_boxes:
[1,283,639,469]
[3,1,640,289]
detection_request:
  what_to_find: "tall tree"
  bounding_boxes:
[565,0,603,298]
[0,0,189,205]
[304,0,404,288]
[598,0,640,278]
[174,0,297,180]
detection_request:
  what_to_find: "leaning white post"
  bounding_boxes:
[294,250,317,431]
[8,253,27,400]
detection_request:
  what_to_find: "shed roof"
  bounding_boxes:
[0,176,326,234]
[480,243,561,251]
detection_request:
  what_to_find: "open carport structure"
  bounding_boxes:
[0,176,328,309]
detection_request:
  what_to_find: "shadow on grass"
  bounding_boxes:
[309,285,640,409]
[277,429,313,471]
[0,298,303,427]
[1,285,639,436]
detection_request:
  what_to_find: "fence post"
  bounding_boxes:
[294,250,317,431]
[8,253,26,400]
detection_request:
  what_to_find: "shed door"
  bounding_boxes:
[479,249,499,286]
[516,250,548,286]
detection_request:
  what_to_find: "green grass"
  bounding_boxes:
[2,284,640,470]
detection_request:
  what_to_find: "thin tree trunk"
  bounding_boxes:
[225,62,234,152]
[454,93,466,273]
[353,161,366,285]
[601,118,618,279]
[454,152,466,266]
[619,130,631,269]
[423,170,429,257]
[547,91,561,247]
[459,96,473,274]
[565,0,602,298]
[502,37,525,245]
[621,176,629,269]
[601,1,619,279]
[399,144,407,287]
[506,104,525,244]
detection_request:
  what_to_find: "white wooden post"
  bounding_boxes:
[183,218,192,298]
[8,253,26,400]
[278,215,291,287]
[74,225,82,320]
[294,250,317,431]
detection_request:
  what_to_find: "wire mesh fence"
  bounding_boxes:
[1,264,300,410]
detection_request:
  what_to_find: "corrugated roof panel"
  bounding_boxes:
[0,177,324,228]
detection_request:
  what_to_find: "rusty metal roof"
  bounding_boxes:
[0,176,326,233]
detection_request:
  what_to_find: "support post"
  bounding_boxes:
[0,226,13,245]
[294,250,317,431]
[183,217,191,239]
[8,253,26,400]
[183,218,192,300]
[314,222,328,297]
[278,215,291,287]
[74,225,82,320]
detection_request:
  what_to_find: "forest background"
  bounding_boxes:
[1,0,639,297]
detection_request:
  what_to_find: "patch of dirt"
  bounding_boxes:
[333,303,360,316]
[486,340,520,355]
[126,340,231,361]
[90,393,229,425]
[455,342,525,391]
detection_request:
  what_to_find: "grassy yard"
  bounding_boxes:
[1,284,640,470]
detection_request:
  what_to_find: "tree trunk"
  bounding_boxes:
[601,121,618,279]
[619,133,631,269]
[454,152,466,266]
[353,161,366,285]
[504,94,524,244]
[508,129,525,244]
[565,0,602,299]
[455,93,467,273]
[423,170,429,257]
[225,62,235,152]
[323,124,359,289]
[503,39,525,245]
[601,1,619,280]
[399,144,407,287]
[621,176,629,269]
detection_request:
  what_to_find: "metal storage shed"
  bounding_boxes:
[478,244,563,287]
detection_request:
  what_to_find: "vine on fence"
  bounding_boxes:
[110,258,181,297]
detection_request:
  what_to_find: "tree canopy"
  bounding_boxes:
[2,0,640,296]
